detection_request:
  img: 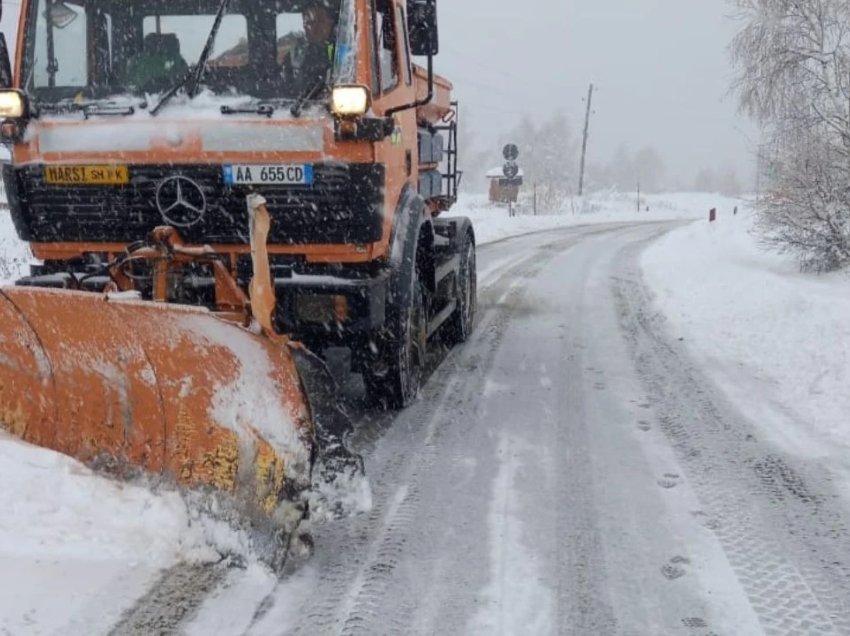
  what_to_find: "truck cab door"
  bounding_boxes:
[372,0,417,202]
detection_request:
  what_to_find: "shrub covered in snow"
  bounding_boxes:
[731,0,850,272]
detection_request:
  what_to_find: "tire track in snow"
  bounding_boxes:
[284,241,559,635]
[327,225,651,635]
[552,255,620,635]
[244,229,619,634]
[613,233,850,635]
[107,563,227,636]
[251,226,628,636]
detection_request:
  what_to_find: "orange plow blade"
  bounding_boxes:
[0,285,364,546]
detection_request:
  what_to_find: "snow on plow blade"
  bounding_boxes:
[0,285,365,540]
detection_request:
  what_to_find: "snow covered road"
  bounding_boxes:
[182,221,850,636]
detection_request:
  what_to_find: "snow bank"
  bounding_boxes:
[0,433,212,562]
[0,181,31,284]
[0,431,254,634]
[448,192,740,246]
[642,207,850,483]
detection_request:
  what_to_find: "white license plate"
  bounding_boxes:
[223,164,313,186]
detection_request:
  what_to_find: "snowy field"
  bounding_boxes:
[449,191,736,246]
[642,206,850,499]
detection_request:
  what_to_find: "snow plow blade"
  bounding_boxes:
[0,285,365,541]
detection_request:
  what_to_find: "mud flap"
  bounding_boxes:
[290,347,372,521]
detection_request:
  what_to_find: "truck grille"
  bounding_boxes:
[7,163,385,245]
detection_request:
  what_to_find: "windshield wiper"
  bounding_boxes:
[220,103,275,118]
[290,78,327,118]
[151,0,232,116]
[35,101,136,119]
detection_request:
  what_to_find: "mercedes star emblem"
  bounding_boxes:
[155,176,207,227]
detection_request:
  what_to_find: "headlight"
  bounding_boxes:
[331,85,370,117]
[0,90,26,119]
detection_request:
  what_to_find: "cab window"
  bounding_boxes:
[374,0,399,92]
[32,0,88,88]
[397,5,412,85]
[276,12,305,66]
[143,14,249,67]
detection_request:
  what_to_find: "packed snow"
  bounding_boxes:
[0,432,246,635]
[468,432,554,635]
[642,205,850,499]
[0,180,29,284]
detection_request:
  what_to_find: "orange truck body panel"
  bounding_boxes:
[415,65,453,124]
[0,0,453,519]
[0,286,313,519]
[7,0,454,264]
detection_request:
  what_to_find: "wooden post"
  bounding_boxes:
[533,183,537,216]
[578,83,594,196]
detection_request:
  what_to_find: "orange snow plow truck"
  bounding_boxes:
[0,0,474,554]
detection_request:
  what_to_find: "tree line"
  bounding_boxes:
[459,110,744,206]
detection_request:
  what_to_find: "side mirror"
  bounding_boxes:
[48,1,79,29]
[408,0,438,57]
[0,34,12,89]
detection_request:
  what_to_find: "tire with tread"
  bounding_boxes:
[364,267,427,410]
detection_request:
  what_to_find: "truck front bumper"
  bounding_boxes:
[274,270,390,341]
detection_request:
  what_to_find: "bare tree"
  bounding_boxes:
[731,0,850,271]
[605,144,636,192]
[456,105,493,194]
[717,168,744,196]
[586,145,667,193]
[634,146,667,193]
[693,167,718,193]
[501,112,578,209]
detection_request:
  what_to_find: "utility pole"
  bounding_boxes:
[578,83,594,196]
[533,183,538,216]
[637,181,641,213]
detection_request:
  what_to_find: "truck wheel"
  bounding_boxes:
[442,233,477,346]
[365,269,427,409]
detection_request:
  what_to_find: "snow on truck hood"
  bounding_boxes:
[35,121,325,154]
[21,93,330,158]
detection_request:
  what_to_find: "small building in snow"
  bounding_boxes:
[486,167,524,205]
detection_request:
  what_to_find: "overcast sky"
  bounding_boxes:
[439,0,758,188]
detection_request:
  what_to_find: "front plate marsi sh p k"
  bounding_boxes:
[44,164,129,185]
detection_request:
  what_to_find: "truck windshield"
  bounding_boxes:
[22,0,356,107]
